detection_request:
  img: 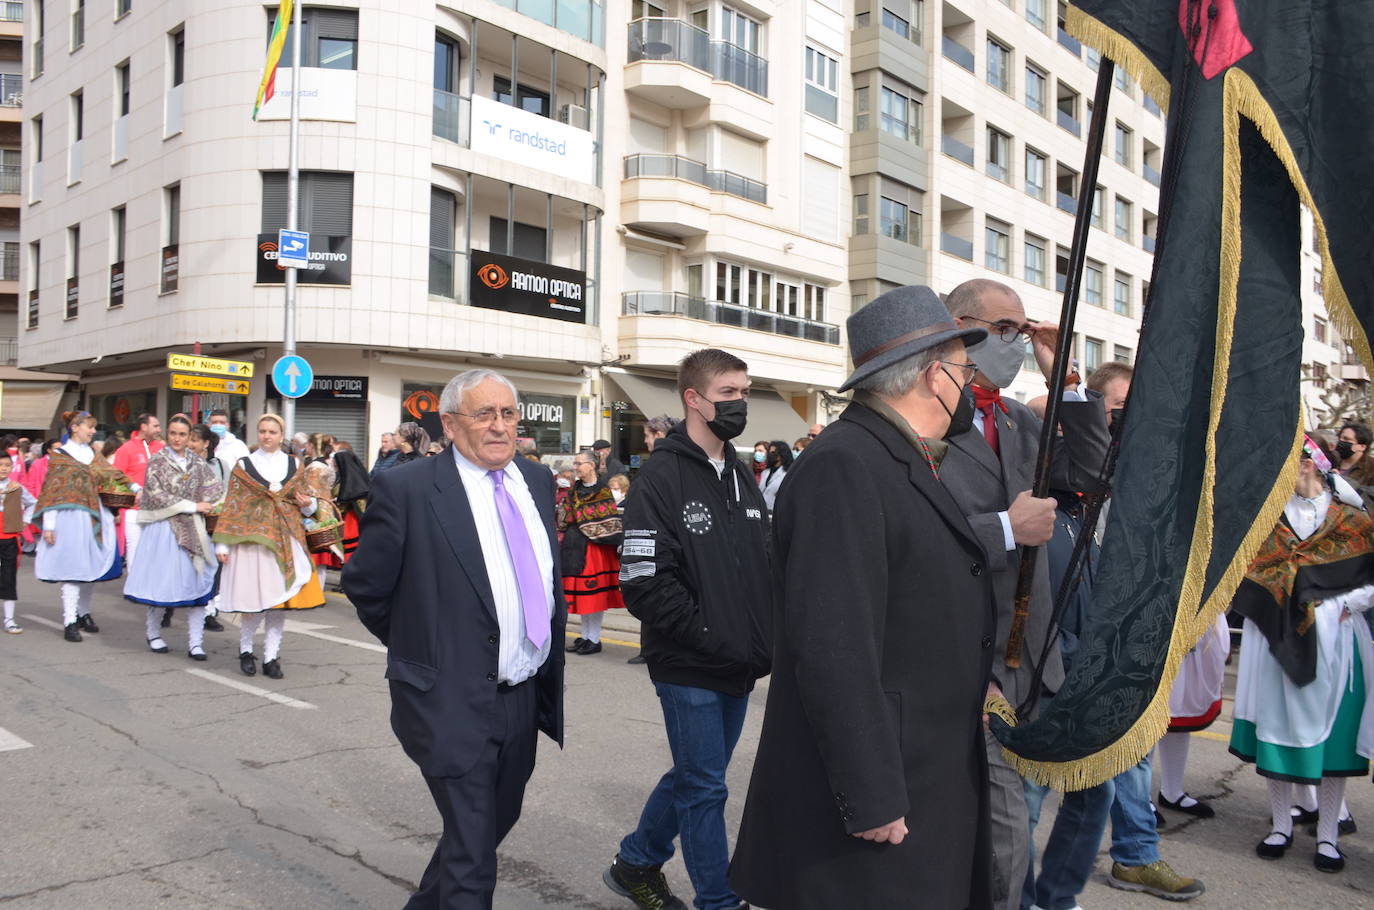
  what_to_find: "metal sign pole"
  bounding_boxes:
[282,0,303,439]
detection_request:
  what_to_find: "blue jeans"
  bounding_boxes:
[1022,779,1113,910]
[1109,755,1160,867]
[618,682,749,910]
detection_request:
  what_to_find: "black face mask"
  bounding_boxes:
[704,398,748,442]
[1109,408,1125,433]
[937,369,975,440]
[1336,440,1356,461]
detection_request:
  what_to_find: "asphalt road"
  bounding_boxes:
[1,569,1371,908]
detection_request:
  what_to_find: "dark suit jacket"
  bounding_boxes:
[730,403,995,910]
[341,451,566,778]
[939,394,1110,711]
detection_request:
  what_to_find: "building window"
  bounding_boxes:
[429,186,458,298]
[494,76,550,118]
[1312,362,1328,384]
[879,85,922,145]
[1086,47,1100,71]
[986,126,1011,183]
[1114,196,1132,241]
[1024,235,1046,286]
[716,261,742,304]
[1025,147,1046,200]
[490,218,547,262]
[854,86,870,131]
[71,91,84,141]
[1114,344,1132,363]
[1085,261,1103,306]
[880,196,919,244]
[1025,64,1047,116]
[721,6,761,54]
[118,0,132,17]
[804,47,839,123]
[27,241,39,329]
[1314,316,1328,344]
[1085,337,1104,371]
[987,38,1011,93]
[171,27,185,86]
[272,7,359,70]
[116,61,131,116]
[1114,122,1132,168]
[1114,272,1131,315]
[853,193,869,235]
[31,1,44,78]
[1026,0,1047,29]
[804,283,826,322]
[1115,65,1133,95]
[985,218,1010,274]
[72,0,85,51]
[1090,186,1105,229]
[160,184,180,293]
[66,225,80,319]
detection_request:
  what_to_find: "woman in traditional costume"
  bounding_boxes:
[34,411,131,642]
[122,415,222,658]
[1154,615,1231,820]
[213,414,326,679]
[559,451,624,656]
[1230,435,1374,872]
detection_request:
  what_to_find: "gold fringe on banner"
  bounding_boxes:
[999,35,1350,789]
[1066,6,1172,114]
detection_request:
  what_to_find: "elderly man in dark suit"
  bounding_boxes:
[938,278,1111,909]
[730,285,997,909]
[342,368,565,910]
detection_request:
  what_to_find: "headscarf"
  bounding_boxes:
[332,449,369,507]
[398,421,430,455]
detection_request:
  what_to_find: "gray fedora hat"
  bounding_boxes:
[838,285,987,393]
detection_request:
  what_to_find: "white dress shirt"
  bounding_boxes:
[453,448,555,685]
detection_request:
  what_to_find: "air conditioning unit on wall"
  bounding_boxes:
[559,104,589,130]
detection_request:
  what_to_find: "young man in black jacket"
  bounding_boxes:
[604,349,772,910]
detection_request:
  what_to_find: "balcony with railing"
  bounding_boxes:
[489,0,605,45]
[0,164,18,195]
[941,134,974,166]
[0,337,16,365]
[940,233,973,261]
[0,73,20,107]
[942,35,975,72]
[1143,163,1161,187]
[0,2,23,23]
[1056,108,1080,136]
[1,243,17,281]
[627,19,768,98]
[1056,191,1077,214]
[432,89,469,145]
[622,291,839,344]
[623,154,766,203]
[1143,234,1156,253]
[1057,27,1081,56]
[1144,94,1162,117]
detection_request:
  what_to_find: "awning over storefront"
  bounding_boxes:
[0,380,72,432]
[606,371,808,446]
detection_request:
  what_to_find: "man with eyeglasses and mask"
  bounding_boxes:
[730,286,998,910]
[604,348,772,910]
[939,278,1111,910]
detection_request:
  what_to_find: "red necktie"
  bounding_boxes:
[972,385,1008,459]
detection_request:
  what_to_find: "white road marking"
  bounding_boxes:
[184,668,317,709]
[284,619,386,654]
[0,727,34,752]
[21,614,64,631]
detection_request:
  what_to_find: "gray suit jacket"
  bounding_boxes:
[940,393,1111,713]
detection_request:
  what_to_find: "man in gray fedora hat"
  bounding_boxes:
[730,285,997,910]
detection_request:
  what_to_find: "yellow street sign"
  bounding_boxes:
[170,373,252,396]
[166,353,255,379]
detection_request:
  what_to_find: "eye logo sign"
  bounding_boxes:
[682,501,714,536]
[478,263,509,290]
[404,390,440,419]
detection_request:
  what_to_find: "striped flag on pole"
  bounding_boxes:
[252,0,294,120]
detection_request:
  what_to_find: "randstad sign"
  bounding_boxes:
[470,95,595,183]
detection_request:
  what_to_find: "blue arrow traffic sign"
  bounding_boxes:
[272,354,314,399]
[277,229,310,269]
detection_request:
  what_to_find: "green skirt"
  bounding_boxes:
[1230,648,1369,784]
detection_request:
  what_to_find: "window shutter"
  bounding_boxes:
[306,172,354,236]
[430,187,455,250]
[261,171,288,232]
[801,157,838,243]
[313,9,359,40]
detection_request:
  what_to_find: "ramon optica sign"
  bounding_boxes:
[469,250,587,325]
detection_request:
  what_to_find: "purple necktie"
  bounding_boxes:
[488,469,549,650]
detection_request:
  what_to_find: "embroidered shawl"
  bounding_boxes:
[212,458,325,588]
[1232,500,1374,685]
[34,451,132,543]
[139,449,224,566]
[562,481,623,541]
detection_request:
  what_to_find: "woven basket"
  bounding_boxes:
[203,513,219,535]
[99,491,137,510]
[305,524,341,554]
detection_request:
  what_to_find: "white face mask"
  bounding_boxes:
[611,489,625,503]
[557,477,572,488]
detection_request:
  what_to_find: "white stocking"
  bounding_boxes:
[263,611,286,662]
[145,607,166,646]
[1295,783,1319,812]
[240,613,263,655]
[60,583,80,626]
[581,611,604,643]
[1317,778,1347,858]
[186,607,207,653]
[1157,731,1191,803]
[76,584,93,617]
[1265,778,1293,843]
[316,566,328,592]
[2,600,14,623]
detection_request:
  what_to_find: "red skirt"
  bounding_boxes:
[312,511,360,570]
[563,541,624,615]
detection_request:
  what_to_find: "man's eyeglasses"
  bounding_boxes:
[938,361,979,383]
[456,407,519,427]
[964,315,1033,343]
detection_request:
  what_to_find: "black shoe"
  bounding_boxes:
[63,622,82,643]
[628,652,647,665]
[566,636,586,653]
[1154,806,1166,829]
[262,658,283,679]
[147,637,169,654]
[203,615,225,632]
[1303,814,1357,836]
[78,613,99,633]
[1315,842,1345,873]
[1256,831,1292,859]
[575,639,603,655]
[160,607,173,628]
[188,648,207,661]
[603,855,688,910]
[1292,805,1319,826]
[1158,792,1215,819]
[239,651,257,676]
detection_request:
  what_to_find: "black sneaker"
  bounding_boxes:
[203,615,225,632]
[603,855,688,910]
[575,640,603,655]
[78,613,99,633]
[565,636,586,653]
[63,622,83,643]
